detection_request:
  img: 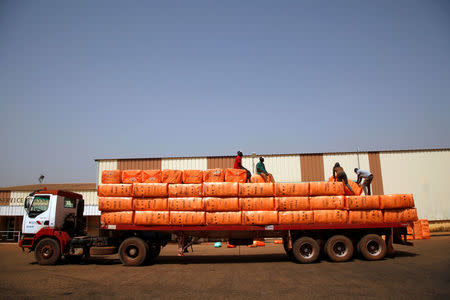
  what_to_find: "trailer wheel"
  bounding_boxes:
[118,237,148,266]
[292,237,320,264]
[35,238,61,265]
[325,235,354,262]
[358,234,386,261]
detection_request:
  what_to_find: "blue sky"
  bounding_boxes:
[1,0,449,186]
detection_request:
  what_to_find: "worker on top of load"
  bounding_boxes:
[354,168,374,195]
[333,162,354,194]
[256,157,275,183]
[234,151,252,182]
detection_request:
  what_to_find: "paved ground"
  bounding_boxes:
[0,236,449,299]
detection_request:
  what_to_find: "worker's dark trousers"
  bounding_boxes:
[362,175,373,195]
[241,167,252,183]
[337,172,354,194]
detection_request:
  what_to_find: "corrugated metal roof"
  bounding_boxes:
[0,183,96,191]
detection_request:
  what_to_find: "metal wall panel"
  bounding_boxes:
[118,159,161,170]
[368,152,384,195]
[84,206,101,216]
[207,156,235,169]
[0,206,24,216]
[97,160,118,185]
[380,150,450,220]
[72,190,98,206]
[161,157,207,170]
[300,154,325,181]
[244,155,301,182]
[0,191,10,206]
[323,153,370,182]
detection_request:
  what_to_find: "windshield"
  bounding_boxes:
[28,195,50,218]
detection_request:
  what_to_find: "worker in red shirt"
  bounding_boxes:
[234,151,251,182]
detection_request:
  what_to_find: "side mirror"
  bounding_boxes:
[24,196,32,213]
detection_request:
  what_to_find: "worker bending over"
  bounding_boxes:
[333,162,354,194]
[234,151,251,182]
[354,168,374,195]
[256,157,275,183]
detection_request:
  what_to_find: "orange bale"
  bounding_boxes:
[162,170,183,184]
[410,221,423,239]
[206,212,242,225]
[142,170,162,183]
[132,183,168,198]
[170,211,206,225]
[239,183,274,197]
[204,197,240,212]
[203,182,239,197]
[134,211,170,225]
[133,198,168,211]
[182,170,204,184]
[379,194,415,209]
[240,197,277,211]
[250,174,266,183]
[348,210,383,224]
[242,211,278,225]
[168,184,202,197]
[203,169,225,182]
[98,197,133,211]
[275,183,309,197]
[168,197,204,211]
[309,196,346,210]
[276,197,310,211]
[122,170,143,184]
[420,219,430,239]
[98,184,133,197]
[278,211,314,224]
[328,176,362,196]
[313,210,348,224]
[347,195,380,210]
[309,182,345,196]
[102,170,122,184]
[383,208,418,223]
[225,168,247,183]
[100,211,134,225]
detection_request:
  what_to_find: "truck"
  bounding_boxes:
[19,189,413,266]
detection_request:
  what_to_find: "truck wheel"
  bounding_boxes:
[35,238,61,265]
[325,235,354,262]
[119,237,148,266]
[358,234,386,261]
[292,237,320,264]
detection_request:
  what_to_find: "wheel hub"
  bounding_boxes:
[299,243,313,258]
[367,240,381,255]
[126,246,139,258]
[41,245,54,259]
[333,242,347,257]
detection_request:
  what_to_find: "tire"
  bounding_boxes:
[118,237,148,266]
[358,234,387,261]
[90,246,117,256]
[35,238,61,265]
[292,237,320,264]
[325,235,354,262]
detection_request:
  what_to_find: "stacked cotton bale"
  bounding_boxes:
[204,182,241,225]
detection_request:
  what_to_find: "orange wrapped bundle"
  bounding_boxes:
[250,175,265,183]
[275,183,309,197]
[276,197,310,211]
[133,198,168,211]
[98,184,133,197]
[134,211,170,225]
[101,211,134,225]
[170,211,206,225]
[203,182,239,197]
[379,194,414,209]
[132,183,168,197]
[122,170,143,184]
[98,197,133,211]
[239,183,274,197]
[102,170,122,184]
[309,196,346,210]
[142,170,162,183]
[203,169,225,182]
[242,211,278,225]
[328,176,362,196]
[408,221,423,239]
[420,219,430,239]
[168,197,204,211]
[206,212,242,225]
[182,170,204,184]
[348,210,383,224]
[204,197,240,212]
[309,182,345,196]
[240,197,277,211]
[313,210,348,224]
[162,169,182,184]
[168,184,202,197]
[383,208,418,222]
[278,211,314,224]
[225,168,247,183]
[347,195,380,210]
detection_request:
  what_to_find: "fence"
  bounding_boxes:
[0,231,20,243]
